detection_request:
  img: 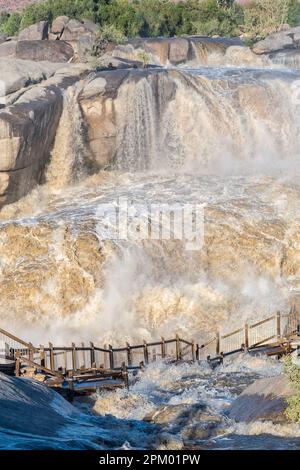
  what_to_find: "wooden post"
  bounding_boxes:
[39,345,45,368]
[143,340,149,365]
[81,342,86,369]
[244,324,249,350]
[90,342,95,368]
[191,340,195,362]
[122,362,129,389]
[161,337,166,359]
[15,351,20,377]
[49,342,55,371]
[176,334,181,361]
[28,342,34,361]
[71,343,77,372]
[196,344,199,361]
[126,342,132,366]
[64,350,67,372]
[67,371,74,402]
[277,311,281,338]
[109,344,114,370]
[216,332,220,356]
[153,348,157,362]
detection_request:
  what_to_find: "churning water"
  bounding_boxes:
[1,63,300,448]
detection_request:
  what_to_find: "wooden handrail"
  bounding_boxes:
[221,327,244,340]
[18,355,64,379]
[1,306,298,375]
[0,327,36,350]
[250,315,275,329]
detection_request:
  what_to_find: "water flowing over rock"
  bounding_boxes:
[112,37,245,67]
[1,37,300,347]
[0,60,89,205]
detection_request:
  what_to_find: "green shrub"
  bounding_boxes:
[190,0,243,37]
[244,0,290,39]
[0,12,22,36]
[92,23,127,56]
[284,355,300,423]
[288,0,300,26]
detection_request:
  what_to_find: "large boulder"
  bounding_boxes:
[0,85,63,205]
[0,40,74,62]
[59,18,98,60]
[112,36,243,66]
[16,40,74,62]
[0,372,75,437]
[168,38,189,65]
[49,15,70,40]
[253,27,300,54]
[0,60,88,205]
[18,20,49,41]
[0,40,18,59]
[229,375,295,424]
[0,59,58,97]
[78,68,130,168]
[60,18,94,42]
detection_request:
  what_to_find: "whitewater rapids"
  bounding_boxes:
[1,63,300,449]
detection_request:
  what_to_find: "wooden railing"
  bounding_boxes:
[198,306,300,362]
[0,307,299,376]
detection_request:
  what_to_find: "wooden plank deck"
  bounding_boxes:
[0,307,299,398]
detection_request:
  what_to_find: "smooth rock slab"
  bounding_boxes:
[16,40,74,62]
[229,375,295,424]
[18,21,49,41]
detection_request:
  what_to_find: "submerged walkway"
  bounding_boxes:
[0,307,299,398]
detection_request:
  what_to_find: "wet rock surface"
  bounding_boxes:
[229,375,295,424]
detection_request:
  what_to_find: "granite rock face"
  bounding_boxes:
[18,20,49,41]
[0,59,88,205]
[0,40,74,62]
[229,375,295,423]
[253,27,300,54]
[112,36,243,66]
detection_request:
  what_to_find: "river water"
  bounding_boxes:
[1,62,300,448]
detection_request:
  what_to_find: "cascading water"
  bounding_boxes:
[1,59,300,449]
[114,77,158,171]
[1,67,300,343]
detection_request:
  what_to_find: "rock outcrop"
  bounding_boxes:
[112,36,243,66]
[49,15,70,40]
[0,372,75,437]
[0,60,88,205]
[253,27,300,55]
[18,20,49,41]
[229,375,295,424]
[0,40,74,62]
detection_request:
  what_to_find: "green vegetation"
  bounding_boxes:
[244,0,291,38]
[92,23,127,56]
[1,0,300,40]
[284,356,300,423]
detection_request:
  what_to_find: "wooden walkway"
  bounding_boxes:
[0,306,299,398]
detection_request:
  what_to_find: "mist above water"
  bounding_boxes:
[0,65,300,346]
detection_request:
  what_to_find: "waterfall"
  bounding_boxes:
[46,83,89,188]
[1,66,300,345]
[114,77,158,171]
[109,68,300,175]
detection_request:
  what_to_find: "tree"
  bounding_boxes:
[191,0,243,37]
